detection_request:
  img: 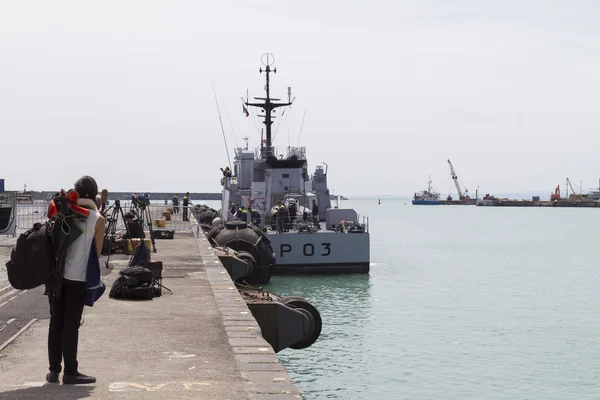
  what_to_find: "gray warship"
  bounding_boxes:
[213,54,370,275]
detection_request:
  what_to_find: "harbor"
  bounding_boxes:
[268,199,600,400]
[2,0,600,396]
[0,56,364,399]
[476,198,600,207]
[413,161,600,208]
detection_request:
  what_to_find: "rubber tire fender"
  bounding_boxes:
[281,297,322,349]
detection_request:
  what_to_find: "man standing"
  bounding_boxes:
[182,192,191,221]
[47,175,104,384]
[276,201,288,233]
[312,199,319,224]
[172,194,179,214]
[288,200,297,222]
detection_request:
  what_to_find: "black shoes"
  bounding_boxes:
[46,372,59,383]
[62,372,96,385]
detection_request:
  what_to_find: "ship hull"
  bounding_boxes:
[412,199,442,205]
[267,231,370,274]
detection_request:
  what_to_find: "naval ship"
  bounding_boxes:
[217,54,370,274]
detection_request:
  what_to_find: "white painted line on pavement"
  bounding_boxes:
[0,318,16,333]
[0,284,12,295]
[0,288,18,302]
[0,290,27,308]
[0,318,38,352]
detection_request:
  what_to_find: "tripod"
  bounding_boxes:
[103,199,131,268]
[132,202,157,254]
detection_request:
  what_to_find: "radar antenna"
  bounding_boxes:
[244,53,293,158]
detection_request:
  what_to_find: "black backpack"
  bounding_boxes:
[6,222,55,290]
[109,266,158,300]
[120,266,154,285]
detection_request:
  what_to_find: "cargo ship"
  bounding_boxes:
[412,176,442,205]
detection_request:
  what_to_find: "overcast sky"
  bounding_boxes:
[1,1,599,197]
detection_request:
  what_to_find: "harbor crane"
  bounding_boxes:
[550,185,561,201]
[447,159,469,200]
[566,178,585,200]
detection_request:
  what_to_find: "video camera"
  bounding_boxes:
[131,193,150,209]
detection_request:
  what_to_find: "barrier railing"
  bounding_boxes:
[14,202,49,232]
[13,201,205,235]
[147,204,199,232]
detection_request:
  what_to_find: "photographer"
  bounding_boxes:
[122,212,145,240]
[112,212,145,254]
[47,175,103,384]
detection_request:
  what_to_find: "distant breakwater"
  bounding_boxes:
[15,191,348,202]
[18,191,222,202]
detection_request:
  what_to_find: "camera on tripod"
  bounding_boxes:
[132,193,150,209]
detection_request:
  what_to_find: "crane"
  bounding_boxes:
[550,185,560,201]
[447,159,469,200]
[566,178,585,200]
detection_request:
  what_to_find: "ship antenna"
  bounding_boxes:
[297,108,307,145]
[223,103,239,148]
[212,82,232,169]
[245,53,293,158]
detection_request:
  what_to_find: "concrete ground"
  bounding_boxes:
[0,231,301,399]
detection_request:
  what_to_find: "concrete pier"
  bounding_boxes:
[0,230,302,399]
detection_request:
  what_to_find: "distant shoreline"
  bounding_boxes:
[6,191,350,202]
[6,191,222,202]
[6,190,562,201]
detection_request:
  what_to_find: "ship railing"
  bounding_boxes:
[356,214,369,233]
[245,211,370,234]
[286,146,306,160]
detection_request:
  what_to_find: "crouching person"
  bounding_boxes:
[113,212,145,253]
[46,175,105,384]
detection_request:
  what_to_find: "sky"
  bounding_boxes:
[1,1,599,197]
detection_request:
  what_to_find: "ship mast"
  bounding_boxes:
[245,53,293,158]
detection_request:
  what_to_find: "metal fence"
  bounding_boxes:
[147,204,198,232]
[14,202,49,232]
[12,202,200,234]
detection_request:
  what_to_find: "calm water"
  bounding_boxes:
[267,199,600,400]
